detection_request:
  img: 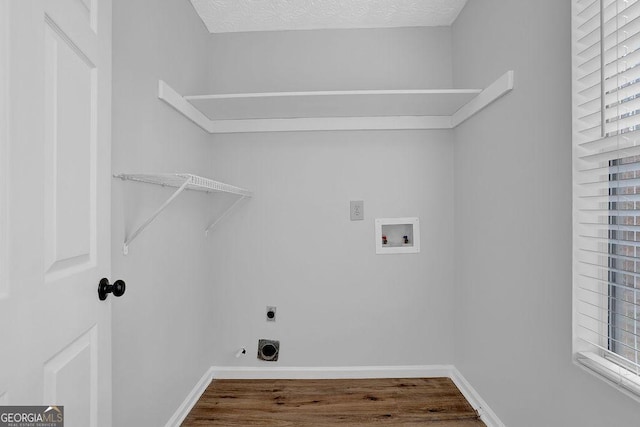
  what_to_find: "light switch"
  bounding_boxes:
[350,200,364,221]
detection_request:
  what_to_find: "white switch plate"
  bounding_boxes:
[350,200,364,221]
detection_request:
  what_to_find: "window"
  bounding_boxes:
[573,0,640,396]
[607,156,640,371]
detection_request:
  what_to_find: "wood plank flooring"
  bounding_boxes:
[182,377,485,426]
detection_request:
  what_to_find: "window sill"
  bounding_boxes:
[576,351,640,401]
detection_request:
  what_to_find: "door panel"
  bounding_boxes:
[44,326,97,427]
[1,0,112,425]
[43,17,96,278]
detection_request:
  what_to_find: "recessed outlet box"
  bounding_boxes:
[257,339,279,361]
[266,306,276,322]
[375,217,420,254]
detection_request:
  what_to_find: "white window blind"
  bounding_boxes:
[573,0,640,395]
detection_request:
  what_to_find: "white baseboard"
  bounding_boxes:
[210,364,454,379]
[449,366,505,427]
[164,367,214,427]
[165,365,504,427]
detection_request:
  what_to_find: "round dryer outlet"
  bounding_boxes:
[257,339,279,361]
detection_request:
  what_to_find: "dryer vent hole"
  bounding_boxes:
[257,339,279,361]
[262,344,277,357]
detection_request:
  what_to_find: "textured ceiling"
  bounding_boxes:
[190,0,469,34]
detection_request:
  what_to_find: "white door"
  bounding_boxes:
[0,0,113,425]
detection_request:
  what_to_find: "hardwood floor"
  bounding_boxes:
[182,377,486,426]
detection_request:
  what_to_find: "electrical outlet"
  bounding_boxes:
[266,306,276,322]
[350,200,364,221]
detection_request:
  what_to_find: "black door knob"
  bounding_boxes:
[98,278,126,301]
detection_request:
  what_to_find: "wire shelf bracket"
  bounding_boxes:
[114,173,253,255]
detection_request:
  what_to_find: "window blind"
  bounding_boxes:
[573,0,640,394]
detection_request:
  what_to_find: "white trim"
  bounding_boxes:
[210,364,454,380]
[575,352,640,404]
[449,367,506,427]
[207,115,452,134]
[158,80,214,133]
[163,365,504,427]
[450,70,514,127]
[0,0,9,299]
[184,88,482,101]
[164,367,213,427]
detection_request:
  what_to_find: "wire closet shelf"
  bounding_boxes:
[114,173,253,254]
[115,173,253,197]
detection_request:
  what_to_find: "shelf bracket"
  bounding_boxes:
[450,70,514,127]
[205,195,248,235]
[122,178,190,255]
[116,173,252,254]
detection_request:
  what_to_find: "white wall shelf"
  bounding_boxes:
[158,71,514,134]
[114,173,253,254]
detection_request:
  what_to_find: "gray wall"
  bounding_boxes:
[111,1,214,426]
[108,2,640,424]
[207,28,456,367]
[209,130,455,367]
[452,1,640,425]
[209,26,452,92]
